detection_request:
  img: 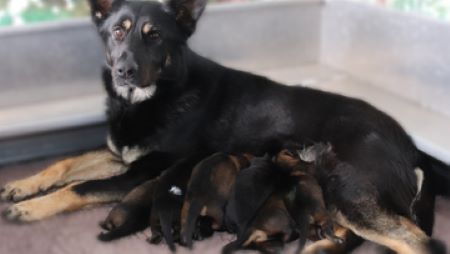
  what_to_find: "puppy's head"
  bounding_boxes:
[88,0,207,103]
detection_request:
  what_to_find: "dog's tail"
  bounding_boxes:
[180,198,204,248]
[159,209,176,252]
[419,151,450,197]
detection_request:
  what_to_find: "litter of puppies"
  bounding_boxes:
[99,143,346,253]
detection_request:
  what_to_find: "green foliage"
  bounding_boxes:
[0,0,448,27]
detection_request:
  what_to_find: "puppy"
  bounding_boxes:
[224,155,281,235]
[223,191,296,254]
[98,178,158,241]
[148,153,210,251]
[223,154,292,254]
[180,152,251,247]
[275,148,344,251]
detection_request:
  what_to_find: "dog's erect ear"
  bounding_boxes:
[166,0,208,37]
[88,0,125,25]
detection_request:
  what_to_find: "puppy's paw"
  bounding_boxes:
[100,207,128,231]
[316,224,344,245]
[98,207,129,242]
[147,234,163,245]
[98,205,150,242]
[0,179,40,202]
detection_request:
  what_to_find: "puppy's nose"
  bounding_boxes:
[115,63,136,79]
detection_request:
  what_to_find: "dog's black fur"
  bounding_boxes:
[80,0,450,252]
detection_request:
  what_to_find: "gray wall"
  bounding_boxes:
[320,0,450,117]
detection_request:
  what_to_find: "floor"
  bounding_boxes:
[0,156,449,254]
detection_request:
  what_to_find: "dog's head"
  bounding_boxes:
[88,0,207,103]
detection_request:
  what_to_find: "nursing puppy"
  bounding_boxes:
[98,178,158,241]
[223,154,297,254]
[224,191,296,254]
[148,152,209,251]
[180,152,252,247]
[275,148,343,246]
[224,155,280,236]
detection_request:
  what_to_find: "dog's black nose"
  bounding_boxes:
[115,63,136,79]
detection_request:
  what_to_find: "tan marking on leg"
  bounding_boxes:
[243,230,268,247]
[180,200,190,228]
[1,157,74,201]
[1,150,126,202]
[3,183,121,222]
[335,212,429,254]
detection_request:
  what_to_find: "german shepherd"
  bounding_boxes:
[1,0,449,253]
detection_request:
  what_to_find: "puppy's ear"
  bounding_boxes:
[88,0,125,25]
[167,0,208,37]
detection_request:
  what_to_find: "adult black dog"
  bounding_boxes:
[1,0,449,253]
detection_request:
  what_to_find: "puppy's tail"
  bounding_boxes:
[419,151,450,197]
[181,199,204,248]
[160,210,176,252]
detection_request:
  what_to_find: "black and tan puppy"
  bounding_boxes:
[223,155,292,254]
[224,155,281,236]
[148,153,209,251]
[223,191,296,254]
[274,148,343,245]
[180,152,252,247]
[98,178,158,241]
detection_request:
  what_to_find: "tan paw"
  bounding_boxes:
[2,200,43,222]
[0,179,41,202]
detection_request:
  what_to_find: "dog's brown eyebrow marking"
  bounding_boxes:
[142,23,152,34]
[122,19,132,30]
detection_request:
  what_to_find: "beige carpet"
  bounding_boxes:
[1,156,449,254]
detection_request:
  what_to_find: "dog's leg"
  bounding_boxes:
[2,182,121,222]
[2,152,174,222]
[1,150,125,202]
[334,211,445,254]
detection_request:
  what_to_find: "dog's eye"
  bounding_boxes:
[113,27,126,41]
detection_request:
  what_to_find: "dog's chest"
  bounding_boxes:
[107,134,154,164]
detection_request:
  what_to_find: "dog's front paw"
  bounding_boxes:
[2,202,34,222]
[2,198,50,222]
[0,179,40,202]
